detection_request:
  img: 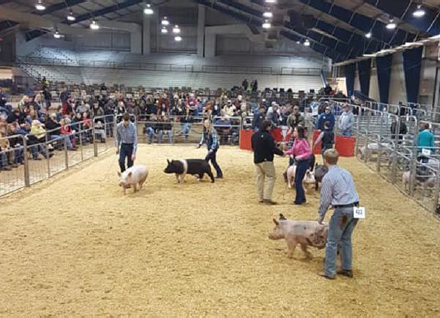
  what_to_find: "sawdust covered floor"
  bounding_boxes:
[1,145,440,316]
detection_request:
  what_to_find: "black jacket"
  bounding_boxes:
[251,130,283,164]
[252,114,265,130]
[45,119,61,135]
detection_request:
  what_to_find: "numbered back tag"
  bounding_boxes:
[422,148,431,157]
[353,207,366,219]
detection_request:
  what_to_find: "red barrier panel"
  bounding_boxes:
[270,127,283,142]
[312,130,321,155]
[240,129,253,150]
[335,136,356,157]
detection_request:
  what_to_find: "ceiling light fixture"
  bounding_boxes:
[90,20,100,30]
[172,25,180,34]
[386,19,396,30]
[54,31,61,39]
[35,0,46,11]
[161,27,168,34]
[413,5,425,18]
[67,10,76,21]
[175,36,182,42]
[263,11,273,18]
[365,31,372,38]
[161,16,169,26]
[265,0,277,3]
[304,40,310,47]
[144,4,154,15]
[262,20,271,29]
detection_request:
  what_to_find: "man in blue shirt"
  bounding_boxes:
[116,113,138,172]
[317,149,360,280]
[417,123,435,163]
[316,106,335,131]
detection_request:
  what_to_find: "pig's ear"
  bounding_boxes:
[117,172,121,177]
[273,219,279,225]
[279,213,286,220]
[167,159,170,164]
[128,172,132,177]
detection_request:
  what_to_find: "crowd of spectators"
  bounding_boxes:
[0,81,348,172]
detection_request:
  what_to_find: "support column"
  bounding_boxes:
[131,30,142,54]
[143,11,151,55]
[197,4,205,57]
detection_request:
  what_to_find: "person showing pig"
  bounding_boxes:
[283,126,312,205]
[116,113,138,172]
[317,149,359,280]
[198,119,223,179]
[313,121,334,156]
[251,120,284,205]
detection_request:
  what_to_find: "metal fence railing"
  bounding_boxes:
[0,116,116,197]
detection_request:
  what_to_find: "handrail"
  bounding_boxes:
[16,55,326,76]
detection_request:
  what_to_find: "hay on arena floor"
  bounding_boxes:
[0,145,439,316]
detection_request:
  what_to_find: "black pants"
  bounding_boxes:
[205,150,223,177]
[119,143,134,172]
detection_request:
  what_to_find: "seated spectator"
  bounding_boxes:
[28,120,51,160]
[156,116,173,144]
[180,108,193,140]
[6,124,24,165]
[145,114,158,144]
[316,105,335,131]
[45,113,62,147]
[0,132,12,170]
[60,118,77,150]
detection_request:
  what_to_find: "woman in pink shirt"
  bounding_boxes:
[284,126,312,205]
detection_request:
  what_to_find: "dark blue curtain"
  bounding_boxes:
[376,54,393,104]
[403,47,423,104]
[344,63,356,97]
[357,59,371,97]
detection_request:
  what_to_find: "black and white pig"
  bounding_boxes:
[164,159,215,183]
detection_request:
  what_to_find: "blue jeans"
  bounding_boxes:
[119,143,134,172]
[341,129,352,137]
[325,207,359,276]
[294,158,310,204]
[182,123,191,139]
[158,130,172,143]
[145,127,155,143]
[13,147,24,164]
[0,152,7,167]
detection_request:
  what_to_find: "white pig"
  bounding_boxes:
[269,214,328,258]
[118,165,149,195]
[402,169,435,192]
[286,165,315,189]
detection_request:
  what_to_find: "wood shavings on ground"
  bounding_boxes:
[0,145,439,316]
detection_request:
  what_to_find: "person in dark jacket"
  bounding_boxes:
[313,121,335,155]
[390,119,407,144]
[252,106,266,132]
[251,120,284,205]
[316,105,335,131]
[198,119,223,179]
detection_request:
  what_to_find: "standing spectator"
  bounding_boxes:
[115,101,126,122]
[43,88,52,111]
[390,118,407,144]
[0,87,7,109]
[251,120,284,205]
[316,106,335,131]
[251,79,258,92]
[317,149,360,280]
[338,104,355,137]
[59,87,69,104]
[116,113,137,172]
[324,84,332,96]
[286,106,305,134]
[252,106,266,132]
[242,79,249,91]
[417,123,434,163]
[198,119,223,179]
[284,126,312,205]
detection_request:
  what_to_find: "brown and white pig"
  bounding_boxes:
[402,168,436,192]
[118,165,149,195]
[269,214,328,258]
